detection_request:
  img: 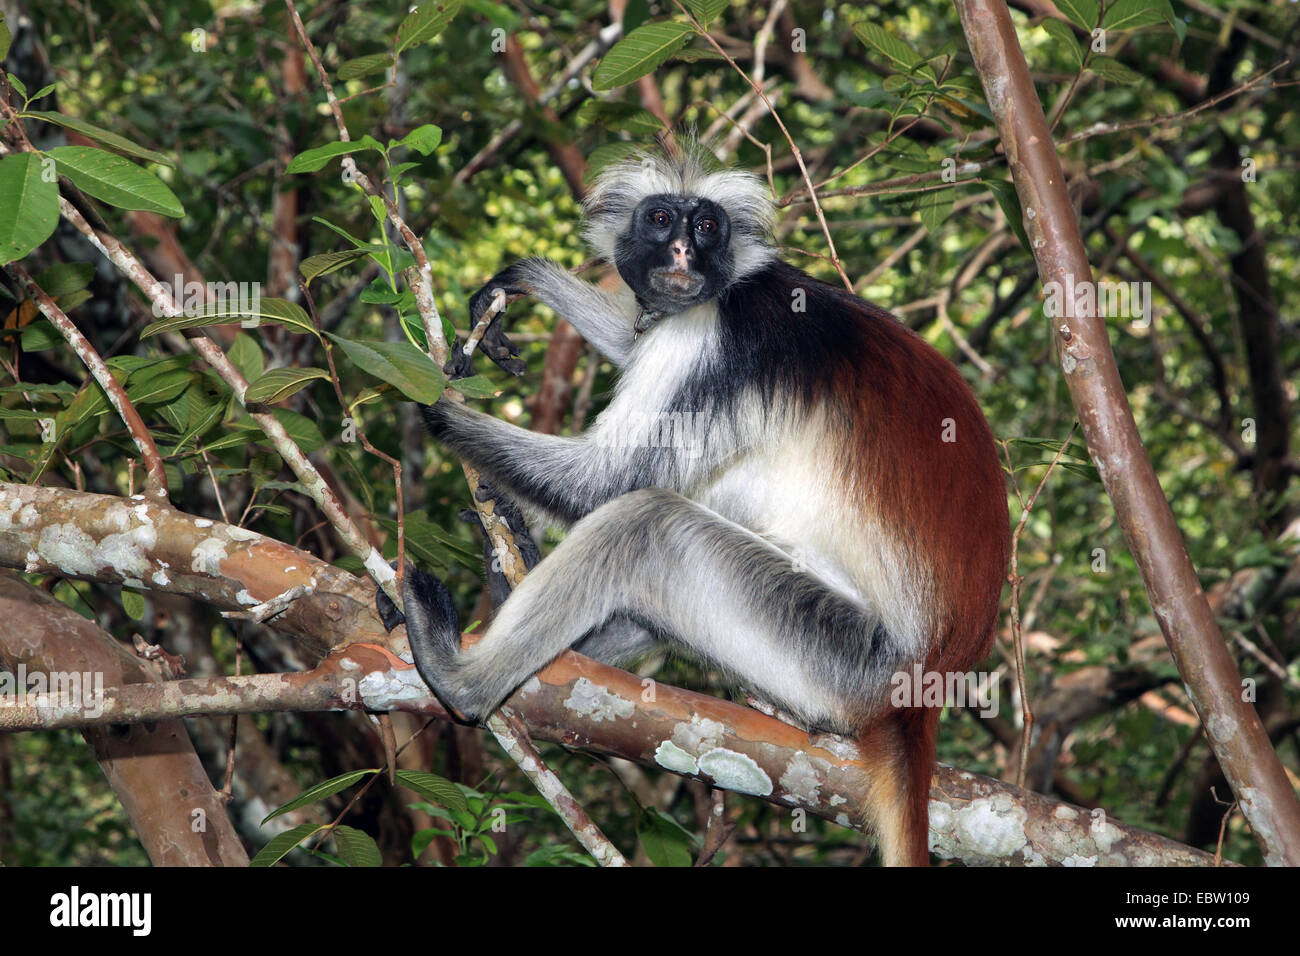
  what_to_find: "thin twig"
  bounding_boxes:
[1001,423,1078,789]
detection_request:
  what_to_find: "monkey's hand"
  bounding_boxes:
[376,563,481,724]
[446,262,537,379]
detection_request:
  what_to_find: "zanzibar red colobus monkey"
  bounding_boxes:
[379,145,1010,866]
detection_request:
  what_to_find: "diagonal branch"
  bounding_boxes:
[954,0,1300,865]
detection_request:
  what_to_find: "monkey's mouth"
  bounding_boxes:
[648,267,705,299]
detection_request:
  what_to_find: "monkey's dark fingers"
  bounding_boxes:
[375,558,405,631]
[464,270,531,378]
[443,340,477,380]
[478,321,527,377]
[376,585,406,632]
[444,312,526,380]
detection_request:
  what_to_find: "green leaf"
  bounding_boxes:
[300,248,372,283]
[34,262,95,297]
[120,589,146,621]
[269,408,326,453]
[1053,0,1099,30]
[1042,19,1083,69]
[59,380,111,430]
[396,0,464,53]
[668,47,724,63]
[30,83,56,102]
[387,161,421,182]
[1102,0,1175,33]
[380,514,483,575]
[0,17,12,63]
[19,320,61,352]
[637,808,693,867]
[249,823,328,866]
[854,22,931,80]
[395,769,471,813]
[326,334,446,404]
[449,374,499,398]
[23,111,174,166]
[583,142,641,182]
[918,188,954,234]
[285,140,379,174]
[333,825,383,867]
[1087,58,1145,85]
[577,101,664,135]
[621,0,652,31]
[198,425,261,453]
[7,73,26,99]
[261,769,379,825]
[683,0,726,26]
[228,332,265,384]
[45,145,184,217]
[0,153,60,265]
[593,22,694,91]
[139,297,316,340]
[395,123,442,156]
[170,398,224,453]
[338,53,394,82]
[983,178,1029,250]
[126,369,194,406]
[244,367,331,404]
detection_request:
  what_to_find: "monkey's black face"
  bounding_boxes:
[614,194,733,315]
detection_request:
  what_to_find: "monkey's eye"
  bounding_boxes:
[695,218,718,235]
[649,209,673,228]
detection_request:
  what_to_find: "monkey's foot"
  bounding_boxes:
[375,565,478,725]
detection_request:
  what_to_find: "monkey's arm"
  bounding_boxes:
[422,398,679,522]
[469,258,636,366]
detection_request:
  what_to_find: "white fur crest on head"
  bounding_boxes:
[582,142,777,281]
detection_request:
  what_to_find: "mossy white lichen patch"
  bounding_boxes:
[931,793,1029,863]
[562,677,635,722]
[360,666,431,705]
[778,752,824,805]
[1089,812,1121,854]
[698,748,772,796]
[190,536,229,576]
[35,510,157,580]
[670,715,727,753]
[0,499,40,530]
[654,740,699,775]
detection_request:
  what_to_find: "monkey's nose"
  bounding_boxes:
[669,239,691,267]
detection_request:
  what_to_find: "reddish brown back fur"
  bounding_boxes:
[826,294,1009,865]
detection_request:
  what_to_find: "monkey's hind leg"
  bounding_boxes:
[377,566,475,721]
[415,488,901,731]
